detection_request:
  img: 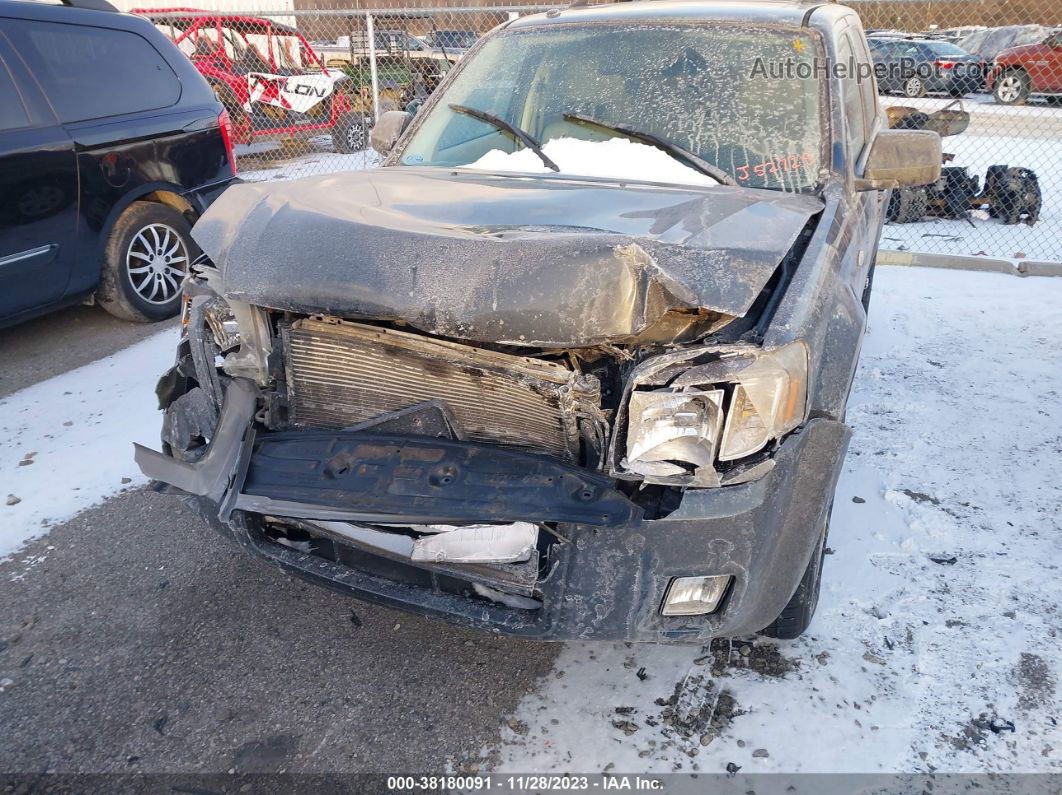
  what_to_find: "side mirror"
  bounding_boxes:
[370,110,412,156]
[855,129,941,191]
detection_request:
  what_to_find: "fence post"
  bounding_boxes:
[366,11,380,124]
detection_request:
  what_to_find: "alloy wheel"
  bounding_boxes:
[997,75,1023,103]
[347,119,367,151]
[125,223,188,305]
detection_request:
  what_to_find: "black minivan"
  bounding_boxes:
[0,0,236,327]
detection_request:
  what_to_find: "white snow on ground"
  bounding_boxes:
[488,266,1062,774]
[0,330,178,560]
[881,133,1062,262]
[462,137,719,187]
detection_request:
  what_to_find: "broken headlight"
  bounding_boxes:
[625,389,724,478]
[718,342,807,461]
[619,341,807,486]
[203,299,240,352]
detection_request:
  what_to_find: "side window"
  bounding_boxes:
[837,32,867,159]
[853,34,880,135]
[0,59,31,131]
[7,20,180,124]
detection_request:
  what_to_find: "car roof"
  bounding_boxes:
[506,0,846,31]
[131,7,301,36]
[0,0,166,36]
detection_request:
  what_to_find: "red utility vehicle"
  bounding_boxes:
[134,8,370,152]
[988,30,1062,105]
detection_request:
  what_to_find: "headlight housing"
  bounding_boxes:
[718,342,807,461]
[615,341,808,487]
[203,299,241,352]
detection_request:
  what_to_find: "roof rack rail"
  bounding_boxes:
[60,0,120,12]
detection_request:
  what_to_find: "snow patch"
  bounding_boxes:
[462,137,719,187]
[487,266,1062,774]
[0,329,179,559]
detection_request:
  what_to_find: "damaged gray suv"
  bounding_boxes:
[137,0,941,643]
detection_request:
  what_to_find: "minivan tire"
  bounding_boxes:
[97,201,197,323]
[760,513,829,640]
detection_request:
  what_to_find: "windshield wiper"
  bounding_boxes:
[449,104,559,172]
[562,113,737,186]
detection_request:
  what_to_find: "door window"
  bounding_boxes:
[853,34,880,135]
[0,59,31,131]
[8,19,180,123]
[838,32,867,159]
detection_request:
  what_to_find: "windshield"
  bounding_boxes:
[399,23,825,191]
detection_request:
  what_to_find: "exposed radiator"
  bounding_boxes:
[282,317,590,460]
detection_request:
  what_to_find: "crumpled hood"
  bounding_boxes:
[193,167,823,347]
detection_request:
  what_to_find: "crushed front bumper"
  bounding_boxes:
[137,378,850,643]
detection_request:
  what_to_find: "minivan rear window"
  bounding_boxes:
[8,20,180,123]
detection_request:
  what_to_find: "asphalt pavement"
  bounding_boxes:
[0,311,560,774]
[0,305,174,400]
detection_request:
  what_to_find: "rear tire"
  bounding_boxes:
[96,201,197,323]
[332,112,370,154]
[903,76,927,98]
[760,513,829,640]
[993,70,1030,105]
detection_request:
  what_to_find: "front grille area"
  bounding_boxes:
[283,317,586,460]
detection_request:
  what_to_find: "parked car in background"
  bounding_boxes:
[138,0,941,644]
[988,30,1062,105]
[869,37,985,97]
[428,29,478,54]
[136,9,370,153]
[0,0,236,327]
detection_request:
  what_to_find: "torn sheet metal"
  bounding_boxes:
[410,522,539,564]
[192,167,823,347]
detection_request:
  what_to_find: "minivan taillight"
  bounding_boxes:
[219,109,237,175]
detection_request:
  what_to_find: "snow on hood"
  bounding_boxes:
[461,137,720,187]
[192,167,824,347]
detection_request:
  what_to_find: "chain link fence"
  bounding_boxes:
[125,0,1061,263]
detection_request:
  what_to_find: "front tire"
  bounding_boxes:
[994,70,1030,105]
[760,514,829,640]
[96,201,196,323]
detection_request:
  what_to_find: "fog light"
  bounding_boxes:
[661,575,732,616]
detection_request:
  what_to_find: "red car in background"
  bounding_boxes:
[134,8,371,152]
[988,29,1062,104]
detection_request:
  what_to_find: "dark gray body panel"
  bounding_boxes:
[141,1,895,641]
[193,168,823,346]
